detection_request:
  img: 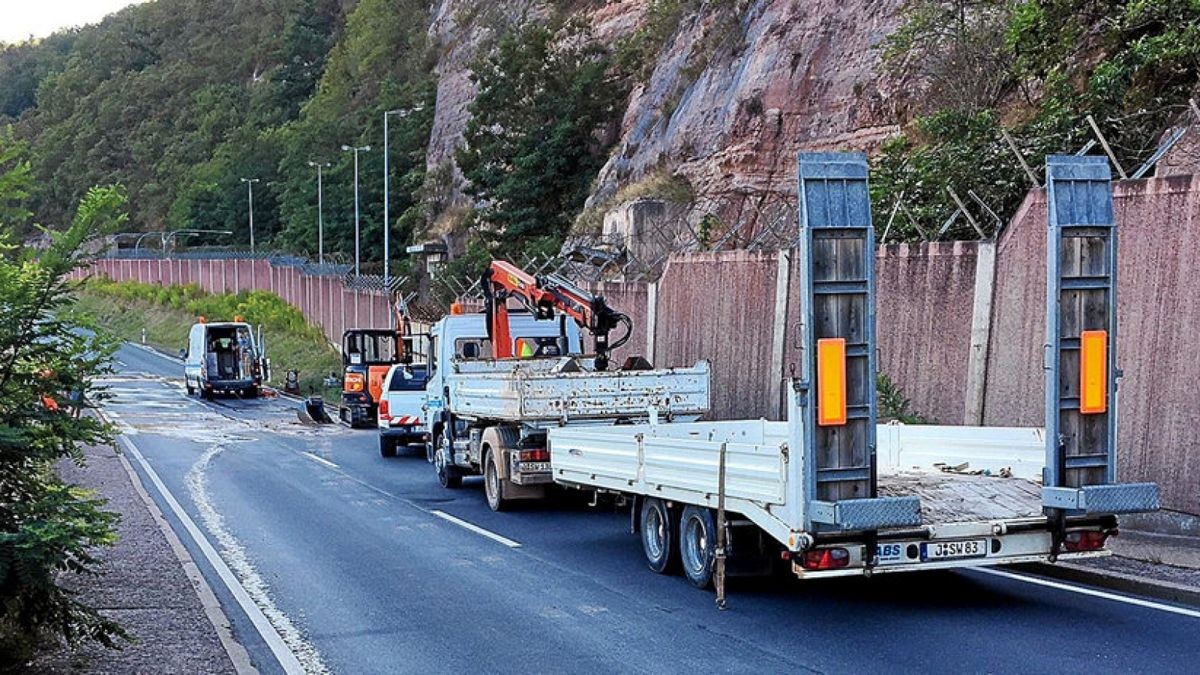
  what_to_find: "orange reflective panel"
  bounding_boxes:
[1080,330,1108,414]
[817,338,847,426]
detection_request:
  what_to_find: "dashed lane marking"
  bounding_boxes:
[430,510,522,549]
[302,452,339,469]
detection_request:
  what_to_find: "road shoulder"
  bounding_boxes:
[28,443,252,674]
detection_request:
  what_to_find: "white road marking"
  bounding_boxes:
[430,510,522,548]
[973,567,1200,619]
[185,444,329,674]
[302,452,339,469]
[118,436,314,674]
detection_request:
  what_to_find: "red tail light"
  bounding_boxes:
[379,399,390,420]
[518,449,549,462]
[1063,530,1109,552]
[799,547,850,570]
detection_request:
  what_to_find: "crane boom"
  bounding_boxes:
[481,260,632,370]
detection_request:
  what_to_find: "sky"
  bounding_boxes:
[1,1,149,45]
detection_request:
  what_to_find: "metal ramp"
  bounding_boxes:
[1041,155,1158,515]
[795,153,921,531]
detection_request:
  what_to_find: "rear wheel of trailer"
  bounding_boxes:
[640,498,680,574]
[679,505,717,589]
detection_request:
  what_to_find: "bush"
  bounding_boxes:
[0,185,129,664]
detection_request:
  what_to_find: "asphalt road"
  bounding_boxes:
[103,343,1199,674]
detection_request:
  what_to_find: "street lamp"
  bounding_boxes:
[341,144,371,276]
[240,178,260,253]
[382,106,423,290]
[163,229,233,251]
[307,161,331,264]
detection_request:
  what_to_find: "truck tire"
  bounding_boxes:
[679,505,717,589]
[640,498,679,574]
[379,436,397,458]
[244,386,259,399]
[484,449,510,512]
[434,433,462,489]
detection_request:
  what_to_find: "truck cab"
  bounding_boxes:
[184,320,268,399]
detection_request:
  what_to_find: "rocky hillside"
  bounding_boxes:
[3,0,1197,272]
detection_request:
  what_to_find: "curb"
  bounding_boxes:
[1013,561,1200,608]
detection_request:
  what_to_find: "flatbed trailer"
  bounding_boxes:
[547,153,1159,588]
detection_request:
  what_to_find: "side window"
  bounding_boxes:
[454,338,493,360]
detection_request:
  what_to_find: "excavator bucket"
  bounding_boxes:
[795,152,921,531]
[1041,155,1158,514]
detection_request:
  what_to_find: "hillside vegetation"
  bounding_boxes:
[2,0,1198,266]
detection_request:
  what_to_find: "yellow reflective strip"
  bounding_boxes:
[1080,330,1107,414]
[817,338,847,426]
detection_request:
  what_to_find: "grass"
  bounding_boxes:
[69,278,342,399]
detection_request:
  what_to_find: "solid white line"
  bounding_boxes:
[430,510,522,548]
[118,436,309,674]
[973,567,1200,619]
[302,452,339,469]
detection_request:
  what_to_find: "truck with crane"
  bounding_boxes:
[546,153,1160,589]
[423,261,710,511]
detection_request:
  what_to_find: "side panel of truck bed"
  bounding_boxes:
[450,361,710,422]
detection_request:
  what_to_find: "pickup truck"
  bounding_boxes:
[547,153,1159,589]
[424,310,710,511]
[377,363,429,457]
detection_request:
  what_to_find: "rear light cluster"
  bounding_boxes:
[799,547,850,570]
[379,400,390,420]
[1063,530,1109,552]
[518,449,549,463]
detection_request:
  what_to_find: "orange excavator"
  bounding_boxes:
[339,294,420,427]
[481,260,632,371]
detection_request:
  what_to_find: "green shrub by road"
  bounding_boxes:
[71,278,342,398]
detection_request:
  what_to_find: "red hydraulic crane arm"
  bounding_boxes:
[481,260,632,370]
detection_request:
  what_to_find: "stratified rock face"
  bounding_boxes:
[593,0,906,218]
[423,0,906,235]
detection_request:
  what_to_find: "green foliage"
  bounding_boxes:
[458,19,629,256]
[0,186,129,663]
[274,0,436,269]
[877,373,930,424]
[0,126,33,228]
[0,0,345,240]
[74,279,342,397]
[876,0,1200,241]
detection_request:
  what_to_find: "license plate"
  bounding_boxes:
[922,539,987,561]
[518,462,551,473]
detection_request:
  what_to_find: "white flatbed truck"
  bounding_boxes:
[425,311,710,511]
[548,154,1159,588]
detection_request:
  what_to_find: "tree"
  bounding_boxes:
[457,20,628,256]
[0,134,129,661]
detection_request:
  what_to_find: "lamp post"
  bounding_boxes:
[341,144,371,276]
[307,161,331,264]
[239,177,260,253]
[382,106,422,290]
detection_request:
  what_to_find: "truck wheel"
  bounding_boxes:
[679,505,717,589]
[640,498,679,574]
[379,436,397,458]
[203,388,214,401]
[434,434,462,489]
[484,449,510,512]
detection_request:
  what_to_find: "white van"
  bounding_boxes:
[184,320,269,399]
